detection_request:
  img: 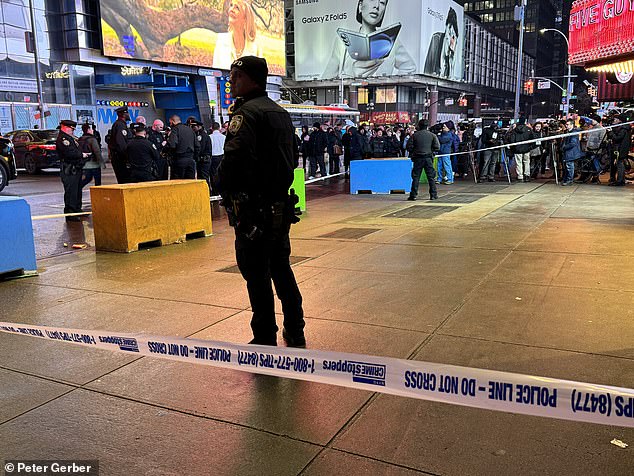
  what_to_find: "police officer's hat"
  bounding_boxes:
[231,56,268,89]
[60,119,77,129]
[130,122,146,133]
[115,105,129,114]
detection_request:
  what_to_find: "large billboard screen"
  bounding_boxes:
[294,0,464,81]
[100,0,286,75]
[569,0,634,65]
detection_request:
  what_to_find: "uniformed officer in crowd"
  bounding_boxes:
[218,56,305,348]
[191,120,212,193]
[57,120,89,222]
[108,106,131,183]
[125,122,159,182]
[167,115,197,179]
[407,119,441,201]
[147,119,168,180]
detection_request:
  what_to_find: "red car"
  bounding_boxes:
[6,129,60,174]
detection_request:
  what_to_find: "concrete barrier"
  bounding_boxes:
[350,158,411,194]
[0,197,37,276]
[291,168,306,212]
[91,180,212,253]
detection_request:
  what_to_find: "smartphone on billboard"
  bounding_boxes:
[337,23,401,61]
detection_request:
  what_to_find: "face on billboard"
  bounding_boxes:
[294,0,463,82]
[100,0,285,75]
[421,3,464,81]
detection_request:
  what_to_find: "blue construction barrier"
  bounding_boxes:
[350,158,411,194]
[0,197,37,276]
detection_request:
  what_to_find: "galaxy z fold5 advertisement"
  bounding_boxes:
[100,0,286,75]
[294,0,464,82]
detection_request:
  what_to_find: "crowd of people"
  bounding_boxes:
[295,112,633,189]
[56,107,632,221]
[472,112,632,186]
[95,106,229,196]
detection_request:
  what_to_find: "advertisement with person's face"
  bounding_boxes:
[295,0,464,81]
[99,0,286,75]
[421,1,464,81]
[295,0,423,80]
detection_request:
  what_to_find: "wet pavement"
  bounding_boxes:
[1,172,634,475]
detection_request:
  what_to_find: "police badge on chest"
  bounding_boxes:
[228,115,243,135]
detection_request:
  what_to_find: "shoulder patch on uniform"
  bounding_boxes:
[228,115,244,134]
[122,130,127,136]
[62,139,70,146]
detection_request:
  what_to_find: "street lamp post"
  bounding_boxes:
[513,0,527,121]
[540,28,572,119]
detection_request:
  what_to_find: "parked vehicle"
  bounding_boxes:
[6,129,60,174]
[0,136,17,192]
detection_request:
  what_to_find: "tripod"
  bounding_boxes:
[499,148,512,184]
[550,141,559,185]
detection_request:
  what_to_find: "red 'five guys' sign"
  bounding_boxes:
[569,0,634,65]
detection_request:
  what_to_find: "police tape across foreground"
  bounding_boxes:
[1,321,633,428]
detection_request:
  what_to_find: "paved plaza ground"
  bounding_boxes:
[1,176,633,475]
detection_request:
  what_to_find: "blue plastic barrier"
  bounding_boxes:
[350,158,411,194]
[0,197,37,276]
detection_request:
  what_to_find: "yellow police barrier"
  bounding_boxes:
[91,180,212,252]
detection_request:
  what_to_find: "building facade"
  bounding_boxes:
[0,0,285,139]
[462,0,560,117]
[283,0,534,125]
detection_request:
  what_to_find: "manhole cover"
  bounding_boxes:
[319,228,380,239]
[384,206,459,219]
[217,256,310,273]
[436,193,485,204]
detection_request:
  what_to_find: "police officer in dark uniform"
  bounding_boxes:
[126,123,159,182]
[56,120,88,222]
[218,56,305,347]
[108,106,131,183]
[191,120,213,193]
[167,115,196,179]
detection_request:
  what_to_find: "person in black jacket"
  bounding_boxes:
[147,119,168,180]
[406,119,440,200]
[479,121,502,182]
[191,120,213,192]
[218,56,305,348]
[326,127,342,174]
[508,118,535,182]
[167,115,197,179]
[609,114,631,186]
[57,120,88,221]
[370,129,387,158]
[300,125,311,172]
[308,122,328,179]
[107,106,131,183]
[385,129,401,157]
[126,123,159,182]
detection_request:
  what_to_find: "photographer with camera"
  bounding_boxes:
[218,56,305,348]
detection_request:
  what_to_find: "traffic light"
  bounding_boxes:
[523,80,534,95]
